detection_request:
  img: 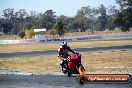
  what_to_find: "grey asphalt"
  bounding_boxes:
[0,74,131,88]
[0,45,132,58]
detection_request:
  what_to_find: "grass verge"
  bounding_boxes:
[0,40,132,53]
[0,50,132,74]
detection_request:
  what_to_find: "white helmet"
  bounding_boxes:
[61,41,67,46]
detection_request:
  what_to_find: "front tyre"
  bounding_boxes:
[78,76,87,85]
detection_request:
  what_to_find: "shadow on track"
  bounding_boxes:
[0,45,132,58]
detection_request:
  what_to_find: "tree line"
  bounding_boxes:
[0,0,131,36]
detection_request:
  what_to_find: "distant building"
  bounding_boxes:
[34,28,47,43]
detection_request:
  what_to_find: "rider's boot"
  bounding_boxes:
[60,62,68,74]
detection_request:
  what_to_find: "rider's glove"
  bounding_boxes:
[73,50,78,54]
[67,58,70,62]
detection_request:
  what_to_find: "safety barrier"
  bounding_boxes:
[0,34,132,44]
[0,35,101,44]
[0,39,34,44]
[0,40,19,44]
[36,35,102,43]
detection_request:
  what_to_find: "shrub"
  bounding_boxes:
[25,28,35,38]
[18,31,25,38]
[47,29,57,35]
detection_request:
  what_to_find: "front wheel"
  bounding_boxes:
[77,76,87,85]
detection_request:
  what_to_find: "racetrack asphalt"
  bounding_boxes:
[0,45,132,58]
[0,74,131,88]
[0,45,132,88]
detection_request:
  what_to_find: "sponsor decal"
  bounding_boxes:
[76,74,130,84]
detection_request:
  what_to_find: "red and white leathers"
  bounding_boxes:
[58,42,77,73]
[58,45,73,58]
[58,45,74,64]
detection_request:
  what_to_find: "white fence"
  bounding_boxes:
[0,39,35,44]
[0,34,132,44]
[37,35,102,43]
[0,35,101,44]
[0,40,19,44]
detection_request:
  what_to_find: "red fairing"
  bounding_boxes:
[69,53,81,62]
[67,53,81,73]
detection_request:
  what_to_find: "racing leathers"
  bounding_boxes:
[58,45,75,72]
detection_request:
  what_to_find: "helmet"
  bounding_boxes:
[61,41,67,46]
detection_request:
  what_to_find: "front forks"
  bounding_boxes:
[76,64,86,76]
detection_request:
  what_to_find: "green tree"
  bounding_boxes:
[47,29,57,35]
[76,6,99,32]
[55,20,63,36]
[116,0,132,11]
[3,8,14,20]
[25,11,42,29]
[57,15,70,32]
[40,10,56,30]
[25,28,35,38]
[66,17,75,32]
[15,9,27,31]
[18,31,25,38]
[73,15,90,32]
[2,8,15,34]
[107,6,118,30]
[1,22,13,34]
[114,0,132,31]
[97,4,108,31]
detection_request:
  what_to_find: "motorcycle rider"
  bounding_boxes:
[58,41,76,72]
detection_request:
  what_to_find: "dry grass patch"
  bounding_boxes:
[0,55,61,74]
[0,43,59,53]
[69,40,132,48]
[82,51,132,73]
[0,40,132,53]
[0,51,132,74]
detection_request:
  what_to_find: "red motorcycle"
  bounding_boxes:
[61,52,85,77]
